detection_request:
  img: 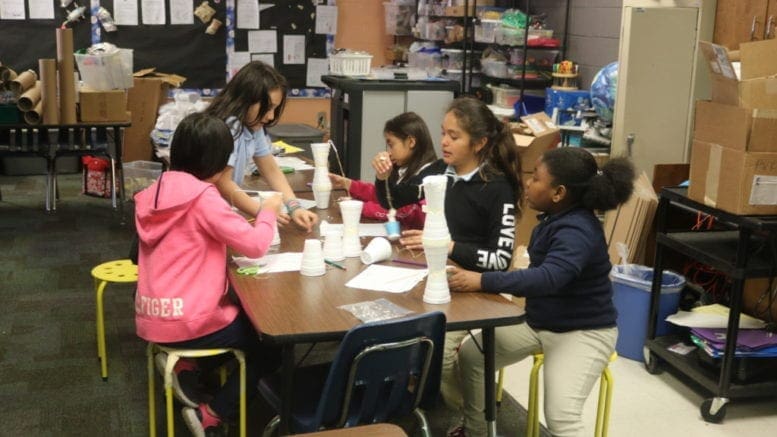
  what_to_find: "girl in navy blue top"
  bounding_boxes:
[446,147,635,437]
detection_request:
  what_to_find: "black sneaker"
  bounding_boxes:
[182,405,225,437]
[155,352,200,408]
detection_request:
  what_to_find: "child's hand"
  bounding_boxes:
[328,173,351,191]
[372,152,392,180]
[447,266,482,293]
[398,229,424,251]
[260,193,283,215]
[291,208,318,233]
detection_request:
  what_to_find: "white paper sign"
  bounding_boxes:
[0,0,25,19]
[170,0,193,24]
[237,0,259,29]
[248,30,277,53]
[749,175,777,205]
[306,58,329,87]
[114,0,139,26]
[315,5,337,34]
[251,53,275,67]
[28,0,54,19]
[230,52,252,71]
[141,0,166,24]
[283,34,306,65]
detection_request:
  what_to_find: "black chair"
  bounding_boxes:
[259,311,446,436]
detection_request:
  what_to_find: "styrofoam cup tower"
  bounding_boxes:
[258,191,281,246]
[339,199,363,257]
[421,175,451,304]
[310,142,332,209]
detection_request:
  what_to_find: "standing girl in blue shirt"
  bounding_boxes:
[205,61,318,232]
[446,147,635,437]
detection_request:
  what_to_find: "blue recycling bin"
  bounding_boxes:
[611,264,685,361]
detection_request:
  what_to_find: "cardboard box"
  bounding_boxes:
[694,100,777,152]
[699,40,777,109]
[743,278,777,322]
[123,68,185,162]
[512,112,560,172]
[515,173,540,248]
[689,140,777,215]
[78,88,129,122]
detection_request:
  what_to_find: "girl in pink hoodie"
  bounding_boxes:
[135,113,282,436]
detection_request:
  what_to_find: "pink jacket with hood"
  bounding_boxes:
[134,171,276,343]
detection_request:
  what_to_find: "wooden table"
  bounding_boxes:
[230,198,525,436]
[293,423,407,436]
[242,167,315,193]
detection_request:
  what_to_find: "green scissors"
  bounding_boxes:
[236,265,266,276]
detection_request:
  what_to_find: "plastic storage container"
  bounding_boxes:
[611,264,686,361]
[124,160,163,195]
[475,19,500,43]
[441,49,464,70]
[383,1,415,36]
[488,84,522,108]
[329,51,373,76]
[74,49,133,90]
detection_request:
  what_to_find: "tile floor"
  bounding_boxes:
[502,353,777,436]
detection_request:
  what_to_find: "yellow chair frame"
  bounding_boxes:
[91,259,137,380]
[147,344,247,437]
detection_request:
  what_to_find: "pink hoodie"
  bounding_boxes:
[134,171,276,343]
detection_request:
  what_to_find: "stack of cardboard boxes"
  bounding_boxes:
[689,40,777,215]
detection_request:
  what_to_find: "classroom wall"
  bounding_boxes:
[279,0,392,128]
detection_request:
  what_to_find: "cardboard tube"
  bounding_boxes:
[39,59,58,125]
[17,80,42,111]
[10,69,38,96]
[57,28,77,124]
[24,101,43,125]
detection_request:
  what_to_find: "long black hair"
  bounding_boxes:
[383,112,437,182]
[205,61,287,134]
[446,97,523,205]
[170,113,234,180]
[541,147,635,211]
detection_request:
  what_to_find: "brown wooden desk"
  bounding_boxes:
[230,198,524,436]
[293,423,407,436]
[242,168,315,193]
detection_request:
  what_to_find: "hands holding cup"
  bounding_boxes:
[372,152,392,181]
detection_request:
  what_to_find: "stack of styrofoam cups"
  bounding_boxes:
[300,239,326,276]
[310,142,332,209]
[421,175,451,304]
[360,237,393,264]
[339,199,363,257]
[322,227,345,262]
[258,191,281,246]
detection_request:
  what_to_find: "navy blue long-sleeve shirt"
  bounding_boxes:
[481,207,617,332]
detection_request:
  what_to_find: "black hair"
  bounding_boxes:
[170,113,234,180]
[383,112,437,181]
[541,148,635,211]
[205,61,288,133]
[446,97,523,208]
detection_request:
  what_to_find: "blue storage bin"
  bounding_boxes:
[610,264,685,361]
[514,94,546,117]
[544,88,591,126]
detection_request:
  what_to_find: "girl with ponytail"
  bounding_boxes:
[446,147,636,437]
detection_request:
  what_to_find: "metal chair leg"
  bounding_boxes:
[414,408,432,437]
[262,415,280,437]
[95,280,108,380]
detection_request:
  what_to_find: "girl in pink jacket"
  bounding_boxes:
[135,113,282,436]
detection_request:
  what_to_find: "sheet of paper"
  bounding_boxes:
[666,308,766,330]
[237,0,259,29]
[315,5,337,34]
[306,58,329,87]
[230,52,251,71]
[346,265,428,293]
[169,0,193,24]
[319,221,388,238]
[272,140,304,154]
[28,0,54,19]
[274,156,313,170]
[233,253,303,273]
[114,0,139,25]
[141,0,166,24]
[283,34,306,65]
[251,53,275,67]
[0,0,25,19]
[248,30,277,53]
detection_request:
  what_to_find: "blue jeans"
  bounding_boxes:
[162,313,281,420]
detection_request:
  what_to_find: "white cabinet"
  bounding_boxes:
[611,0,716,179]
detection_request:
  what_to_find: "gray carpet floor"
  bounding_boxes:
[0,172,544,436]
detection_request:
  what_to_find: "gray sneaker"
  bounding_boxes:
[154,352,200,408]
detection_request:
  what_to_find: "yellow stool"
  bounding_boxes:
[526,351,617,437]
[91,259,137,380]
[147,344,247,437]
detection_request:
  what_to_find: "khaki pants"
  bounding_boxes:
[447,323,617,437]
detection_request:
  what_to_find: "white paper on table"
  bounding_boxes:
[283,35,306,64]
[315,5,337,34]
[248,30,277,54]
[346,265,428,293]
[320,221,388,238]
[251,53,275,67]
[28,0,54,19]
[233,253,303,273]
[274,156,313,170]
[114,0,139,25]
[298,198,317,210]
[1,0,25,19]
[236,0,259,29]
[141,0,166,24]
[169,0,193,24]
[306,58,329,88]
